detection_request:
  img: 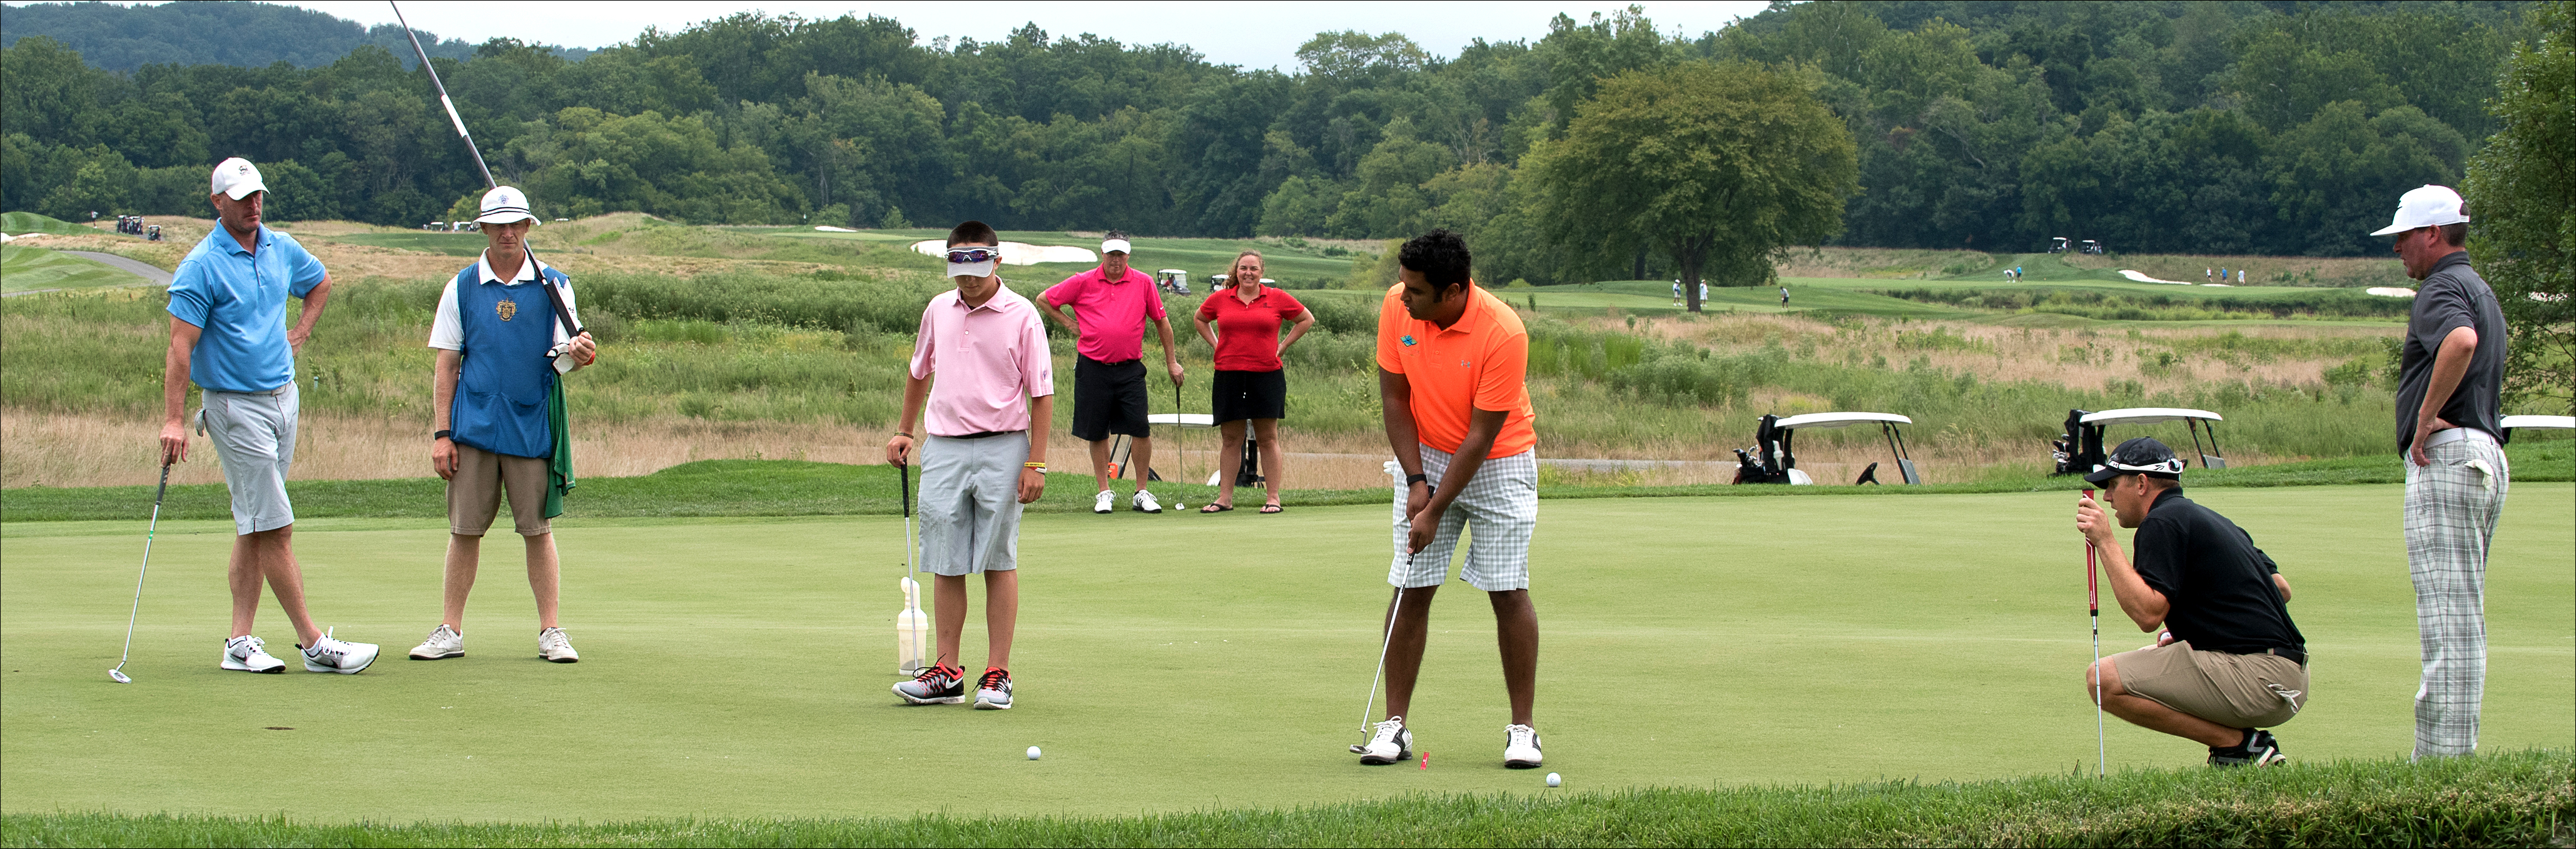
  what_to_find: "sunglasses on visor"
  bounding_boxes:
[946,248,1003,264]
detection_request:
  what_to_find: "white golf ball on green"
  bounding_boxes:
[1027,746,1041,760]
[1545,772,1561,787]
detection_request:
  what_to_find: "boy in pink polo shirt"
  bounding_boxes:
[885,220,1054,710]
[1040,230,1185,515]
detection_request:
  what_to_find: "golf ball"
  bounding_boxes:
[1027,746,1041,760]
[1545,772,1561,787]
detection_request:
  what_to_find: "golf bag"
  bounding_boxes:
[2051,409,2105,476]
[1732,414,1796,484]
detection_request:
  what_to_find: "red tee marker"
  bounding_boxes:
[1419,751,1428,770]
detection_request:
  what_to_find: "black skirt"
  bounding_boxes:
[1210,369,1287,424]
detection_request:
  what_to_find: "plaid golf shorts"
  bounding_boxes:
[1387,447,1537,592]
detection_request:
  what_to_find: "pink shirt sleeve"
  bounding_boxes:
[909,304,937,380]
[1042,272,1085,307]
[1144,278,1167,320]
[1018,307,1056,397]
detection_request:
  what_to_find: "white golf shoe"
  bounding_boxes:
[537,627,579,663]
[1358,717,1412,765]
[1130,490,1163,514]
[1093,490,1117,514]
[299,628,380,674]
[1503,723,1543,768]
[220,636,286,673]
[408,624,463,660]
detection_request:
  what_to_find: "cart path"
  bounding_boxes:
[1,250,171,297]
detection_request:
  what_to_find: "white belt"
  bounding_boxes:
[2424,427,2497,448]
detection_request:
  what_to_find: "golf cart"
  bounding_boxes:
[1157,269,1192,295]
[2500,414,2575,444]
[2052,408,2226,475]
[2049,236,2071,253]
[2080,240,2105,255]
[1733,412,1922,485]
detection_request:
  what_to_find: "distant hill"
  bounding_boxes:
[0,1,588,71]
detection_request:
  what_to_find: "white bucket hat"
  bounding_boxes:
[2369,185,2470,236]
[474,186,542,226]
[210,158,266,200]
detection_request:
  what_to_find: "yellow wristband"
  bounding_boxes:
[1024,462,1047,470]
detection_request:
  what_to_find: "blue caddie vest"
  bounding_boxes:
[450,262,565,458]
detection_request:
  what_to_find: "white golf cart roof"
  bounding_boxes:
[2081,408,2223,426]
[1773,412,1912,430]
[1158,268,1187,275]
[2501,415,2575,430]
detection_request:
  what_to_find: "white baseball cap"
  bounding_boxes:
[1100,238,1132,255]
[2369,185,2470,236]
[474,185,541,226]
[210,157,266,200]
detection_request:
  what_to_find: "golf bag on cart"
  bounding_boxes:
[1732,414,1798,484]
[2051,409,2106,475]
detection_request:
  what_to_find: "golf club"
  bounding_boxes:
[1351,556,1411,754]
[108,462,173,684]
[896,459,927,676]
[2085,487,2104,776]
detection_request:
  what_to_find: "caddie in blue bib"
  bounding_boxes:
[449,260,570,458]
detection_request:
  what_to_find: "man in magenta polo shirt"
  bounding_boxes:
[1040,230,1185,515]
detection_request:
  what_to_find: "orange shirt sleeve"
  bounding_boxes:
[1374,285,1407,373]
[1474,325,1529,413]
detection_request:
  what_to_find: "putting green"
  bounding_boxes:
[1,485,2566,822]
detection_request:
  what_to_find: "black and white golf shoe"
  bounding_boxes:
[1357,717,1412,765]
[2208,729,2286,767]
[1503,723,1543,769]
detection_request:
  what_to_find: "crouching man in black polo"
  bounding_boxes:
[2077,437,2308,766]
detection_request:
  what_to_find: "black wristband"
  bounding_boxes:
[1405,473,1428,486]
[434,429,452,440]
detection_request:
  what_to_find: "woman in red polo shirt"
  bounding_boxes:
[1192,250,1315,513]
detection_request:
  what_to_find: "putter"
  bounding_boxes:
[2085,487,2104,776]
[108,462,173,684]
[897,459,927,676]
[1351,557,1412,754]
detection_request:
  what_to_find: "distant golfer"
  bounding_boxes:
[1779,285,1790,306]
[1190,250,1314,513]
[1360,229,1544,770]
[2076,437,2307,766]
[410,186,597,664]
[2375,184,2510,759]
[1671,280,1683,307]
[886,220,1055,709]
[160,157,378,674]
[1040,230,1184,514]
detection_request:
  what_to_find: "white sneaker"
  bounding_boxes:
[300,628,380,674]
[219,636,286,673]
[1093,490,1116,514]
[408,624,463,660]
[1358,716,1412,765]
[973,668,1013,709]
[537,627,579,663]
[1131,489,1162,514]
[1504,723,1543,768]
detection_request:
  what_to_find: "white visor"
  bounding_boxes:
[1100,238,1132,255]
[948,260,1000,279]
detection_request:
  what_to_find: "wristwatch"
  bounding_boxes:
[433,429,452,441]
[1405,472,1429,486]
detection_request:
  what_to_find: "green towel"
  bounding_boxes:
[544,375,575,519]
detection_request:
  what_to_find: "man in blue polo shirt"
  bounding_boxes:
[160,157,380,674]
[409,186,597,664]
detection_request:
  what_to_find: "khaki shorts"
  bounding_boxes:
[2114,639,2308,729]
[448,442,550,537]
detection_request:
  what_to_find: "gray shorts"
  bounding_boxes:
[1389,447,1538,591]
[918,431,1030,576]
[199,382,298,536]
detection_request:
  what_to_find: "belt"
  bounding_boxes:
[2424,427,2497,449]
[2259,647,2306,666]
[937,430,1018,440]
[208,384,293,397]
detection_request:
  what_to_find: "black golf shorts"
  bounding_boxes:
[1210,369,1286,424]
[1072,355,1150,441]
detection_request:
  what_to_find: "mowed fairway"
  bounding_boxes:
[2,485,2567,823]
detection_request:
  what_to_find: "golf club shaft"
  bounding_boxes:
[2084,487,2102,776]
[390,3,494,187]
[116,463,172,671]
[1361,566,1407,736]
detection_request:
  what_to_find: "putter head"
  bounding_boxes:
[108,668,130,684]
[1349,744,1368,754]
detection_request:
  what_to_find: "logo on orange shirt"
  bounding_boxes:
[1401,335,1416,347]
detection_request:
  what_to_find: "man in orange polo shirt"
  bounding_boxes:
[1356,229,1544,771]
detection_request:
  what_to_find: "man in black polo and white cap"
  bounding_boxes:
[2373,183,2511,760]
[2075,437,2308,767]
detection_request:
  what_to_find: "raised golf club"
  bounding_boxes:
[106,462,173,684]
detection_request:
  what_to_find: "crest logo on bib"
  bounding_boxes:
[496,300,517,321]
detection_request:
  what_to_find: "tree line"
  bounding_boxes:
[0,1,2541,283]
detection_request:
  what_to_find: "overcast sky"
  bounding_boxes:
[287,1,1770,71]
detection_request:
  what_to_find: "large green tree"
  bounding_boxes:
[2464,0,2575,414]
[1523,61,1856,311]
